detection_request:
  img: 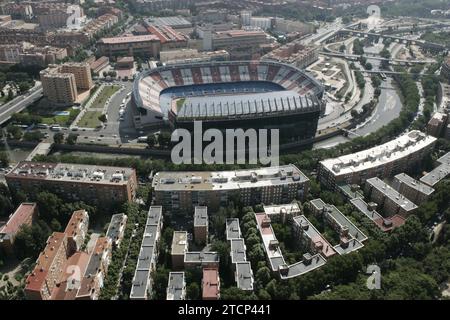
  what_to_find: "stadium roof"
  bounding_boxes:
[174,91,320,121]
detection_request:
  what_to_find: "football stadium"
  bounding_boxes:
[131,60,325,145]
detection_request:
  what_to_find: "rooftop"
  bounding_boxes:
[25,232,66,293]
[230,239,247,264]
[106,213,127,243]
[254,212,285,272]
[235,262,254,291]
[226,218,241,240]
[350,197,406,232]
[152,164,309,191]
[64,210,88,239]
[366,178,419,212]
[263,203,301,216]
[194,206,208,227]
[174,91,320,121]
[292,215,336,258]
[166,272,185,300]
[202,268,220,299]
[0,203,36,236]
[320,131,437,176]
[130,206,162,299]
[279,253,327,279]
[420,151,450,187]
[6,162,135,186]
[99,34,159,44]
[184,251,219,264]
[310,199,368,244]
[171,231,188,256]
[394,173,435,195]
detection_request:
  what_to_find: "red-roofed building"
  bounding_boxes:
[147,25,188,51]
[0,203,38,255]
[202,268,220,300]
[64,209,89,253]
[25,232,69,300]
[97,35,161,58]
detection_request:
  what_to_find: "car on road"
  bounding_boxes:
[37,124,49,129]
[50,125,62,131]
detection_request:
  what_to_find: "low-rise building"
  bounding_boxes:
[166,272,186,300]
[106,213,128,249]
[392,173,434,204]
[365,178,418,217]
[202,268,220,300]
[130,206,163,300]
[90,56,110,74]
[318,131,437,190]
[6,162,137,205]
[0,203,38,255]
[194,206,208,245]
[152,165,310,214]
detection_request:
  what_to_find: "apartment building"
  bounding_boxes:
[0,203,38,255]
[427,112,448,138]
[171,231,188,271]
[202,268,220,300]
[24,210,94,300]
[318,131,437,190]
[6,162,137,205]
[225,218,254,291]
[392,173,435,205]
[152,165,310,214]
[309,199,367,254]
[365,177,418,217]
[130,206,163,300]
[40,67,78,104]
[106,213,128,249]
[254,211,327,279]
[65,209,89,253]
[194,206,208,245]
[60,62,93,90]
[40,62,92,105]
[0,44,21,63]
[420,151,450,187]
[97,35,161,58]
[166,272,186,300]
[350,197,406,232]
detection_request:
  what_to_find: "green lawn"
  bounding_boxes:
[41,108,80,126]
[78,111,103,128]
[89,85,120,109]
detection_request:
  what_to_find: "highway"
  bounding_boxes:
[0,83,43,125]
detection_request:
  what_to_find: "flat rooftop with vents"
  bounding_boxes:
[166,272,186,300]
[319,131,436,182]
[226,218,241,240]
[366,178,419,213]
[130,206,162,300]
[152,164,309,191]
[6,161,135,185]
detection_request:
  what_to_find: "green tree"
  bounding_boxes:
[66,133,78,145]
[186,282,200,300]
[53,132,64,144]
[147,134,156,148]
